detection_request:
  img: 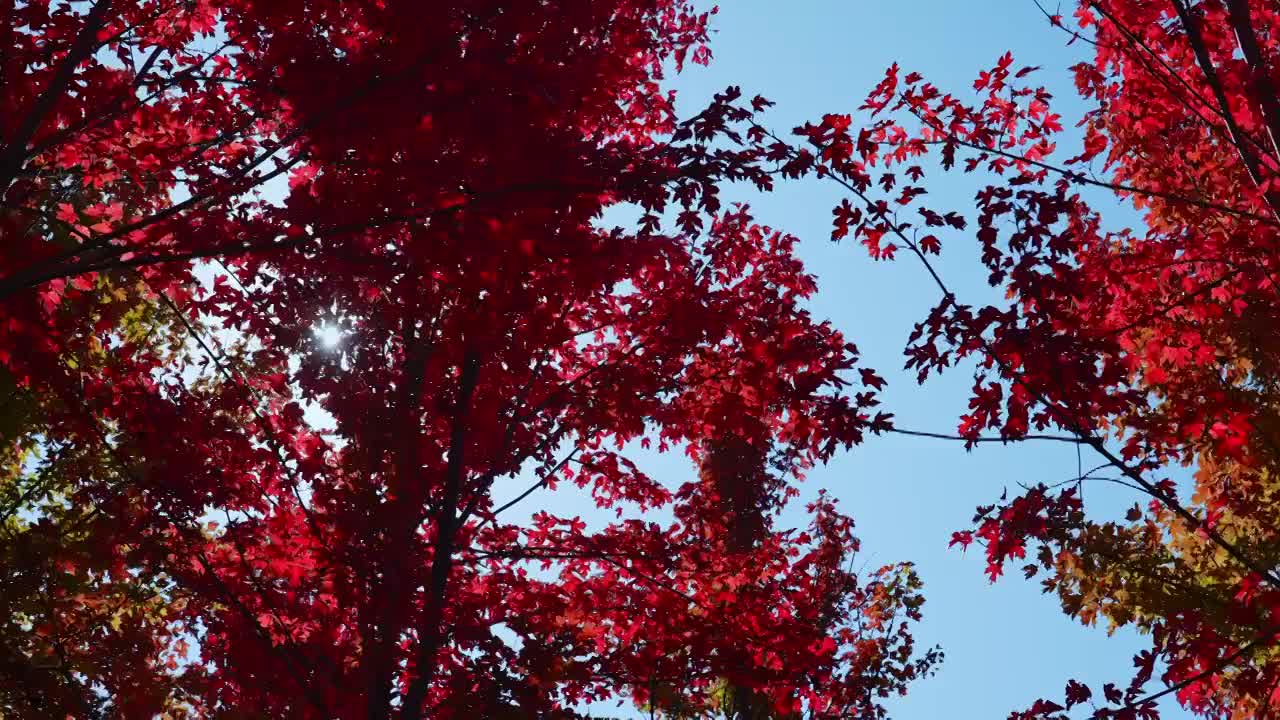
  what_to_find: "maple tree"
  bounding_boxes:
[718,0,1280,717]
[21,0,1280,716]
[0,0,939,718]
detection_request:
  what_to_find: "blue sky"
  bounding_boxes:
[490,2,1197,717]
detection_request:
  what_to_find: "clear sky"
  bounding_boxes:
[489,1,1198,717]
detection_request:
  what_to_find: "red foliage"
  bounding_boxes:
[0,1,933,717]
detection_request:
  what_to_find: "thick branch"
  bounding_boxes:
[400,351,481,719]
[364,322,438,720]
[1170,0,1280,221]
[0,0,114,191]
[1225,0,1280,161]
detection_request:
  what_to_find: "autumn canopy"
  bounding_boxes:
[2,0,1280,718]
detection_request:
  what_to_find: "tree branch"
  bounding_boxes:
[0,0,115,191]
[400,351,482,719]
